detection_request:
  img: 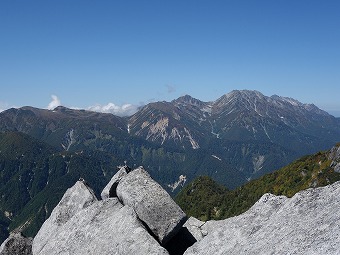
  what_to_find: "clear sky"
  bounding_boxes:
[1,0,339,116]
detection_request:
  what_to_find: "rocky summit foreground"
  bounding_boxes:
[184,181,340,255]
[1,166,340,255]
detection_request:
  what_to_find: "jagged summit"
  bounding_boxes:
[2,167,340,255]
[172,95,208,108]
[31,166,189,255]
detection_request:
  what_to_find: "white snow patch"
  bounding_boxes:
[209,121,220,138]
[261,124,271,140]
[211,155,222,161]
[254,102,263,116]
[184,128,200,149]
[201,105,212,114]
[61,129,76,151]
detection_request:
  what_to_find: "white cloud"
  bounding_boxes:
[47,95,61,110]
[87,102,140,116]
[0,101,11,113]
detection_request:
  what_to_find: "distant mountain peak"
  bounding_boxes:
[229,89,264,96]
[172,95,206,107]
[53,105,69,111]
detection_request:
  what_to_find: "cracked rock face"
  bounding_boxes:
[32,179,169,255]
[33,198,168,255]
[0,232,32,255]
[100,166,128,199]
[116,167,187,245]
[184,181,340,255]
[23,166,340,255]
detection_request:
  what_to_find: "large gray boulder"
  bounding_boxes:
[33,180,98,254]
[0,232,32,255]
[116,166,187,245]
[329,145,340,173]
[33,198,168,255]
[184,181,340,255]
[101,166,128,199]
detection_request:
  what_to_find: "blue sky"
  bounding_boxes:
[0,0,339,116]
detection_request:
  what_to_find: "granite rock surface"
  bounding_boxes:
[116,167,187,244]
[184,181,340,255]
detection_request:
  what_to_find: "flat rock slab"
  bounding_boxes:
[184,181,340,255]
[116,167,187,245]
[0,232,32,255]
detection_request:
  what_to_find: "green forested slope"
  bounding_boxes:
[176,145,340,221]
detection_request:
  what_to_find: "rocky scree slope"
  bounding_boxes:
[2,166,340,255]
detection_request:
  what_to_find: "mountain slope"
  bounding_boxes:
[176,143,340,221]
[0,129,245,243]
[0,106,128,151]
[0,105,247,190]
[1,90,339,182]
[0,131,122,241]
[128,100,206,149]
[129,90,340,179]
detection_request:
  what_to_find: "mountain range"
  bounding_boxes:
[0,89,340,242]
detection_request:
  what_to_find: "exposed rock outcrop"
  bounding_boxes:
[329,145,340,173]
[0,232,32,255]
[5,165,338,255]
[184,181,340,255]
[100,165,129,199]
[33,180,98,254]
[31,166,189,255]
[116,167,187,245]
[33,198,168,255]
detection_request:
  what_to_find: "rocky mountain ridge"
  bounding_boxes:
[2,90,339,182]
[129,90,340,179]
[130,90,337,147]
[1,166,339,255]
